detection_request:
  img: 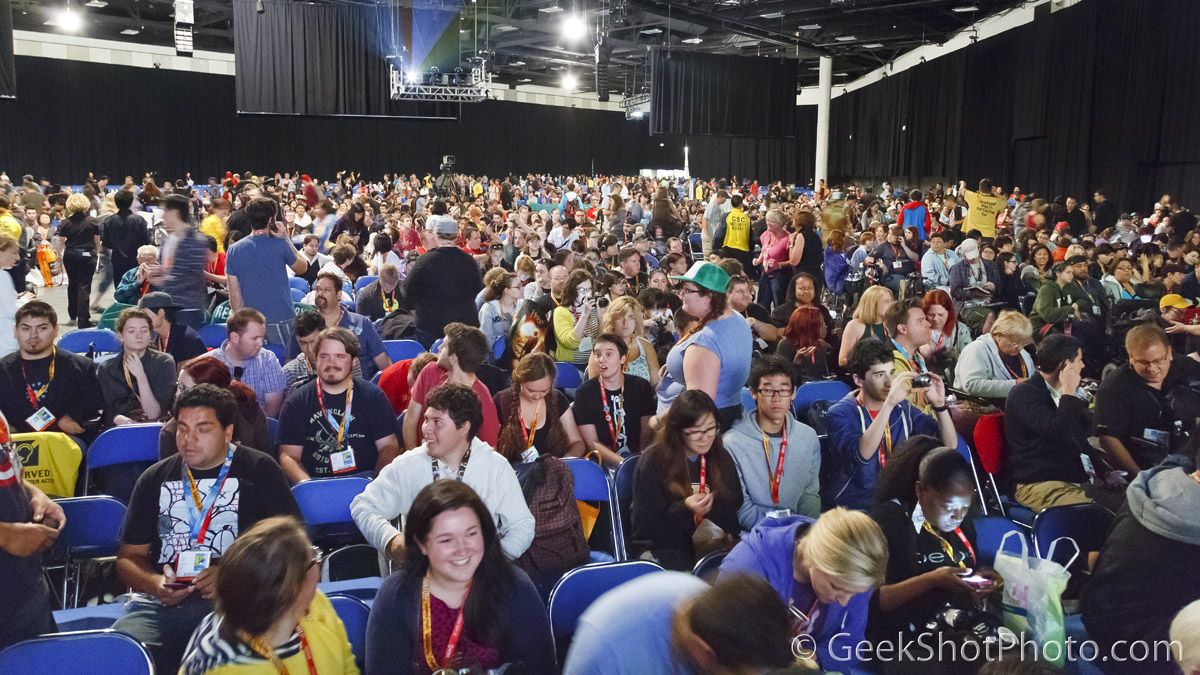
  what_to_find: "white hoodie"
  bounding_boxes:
[350,437,535,559]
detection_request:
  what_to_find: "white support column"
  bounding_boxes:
[815,55,833,186]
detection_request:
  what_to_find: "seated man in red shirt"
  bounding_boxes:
[378,351,437,414]
[401,322,501,449]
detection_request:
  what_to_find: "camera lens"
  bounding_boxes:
[912,373,933,388]
[597,297,610,309]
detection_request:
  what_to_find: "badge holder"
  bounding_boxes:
[331,448,358,474]
[175,550,211,583]
[26,407,56,432]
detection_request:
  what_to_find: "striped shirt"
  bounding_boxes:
[208,342,287,402]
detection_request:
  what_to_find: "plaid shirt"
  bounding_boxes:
[209,342,287,401]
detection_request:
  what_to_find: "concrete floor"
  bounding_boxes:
[31,267,118,334]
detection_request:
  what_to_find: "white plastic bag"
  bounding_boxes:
[993,531,1079,666]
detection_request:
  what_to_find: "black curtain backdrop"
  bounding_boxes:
[0,57,687,182]
[650,48,798,138]
[829,0,1200,212]
[0,0,14,99]
[232,0,450,118]
[663,106,818,186]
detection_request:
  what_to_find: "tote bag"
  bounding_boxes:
[993,531,1079,666]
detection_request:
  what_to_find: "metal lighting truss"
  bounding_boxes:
[388,64,493,102]
[620,91,650,119]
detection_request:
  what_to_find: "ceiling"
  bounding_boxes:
[16,0,1025,94]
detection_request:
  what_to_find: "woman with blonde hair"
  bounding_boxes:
[59,192,101,327]
[719,506,888,672]
[586,295,660,386]
[179,516,359,675]
[837,285,895,367]
[954,309,1035,402]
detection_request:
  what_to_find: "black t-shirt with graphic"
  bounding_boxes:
[0,350,103,434]
[119,445,300,566]
[276,378,397,478]
[571,375,656,456]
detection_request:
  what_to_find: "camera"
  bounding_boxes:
[912,373,933,389]
[597,296,610,309]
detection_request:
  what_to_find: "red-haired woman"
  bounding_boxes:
[780,306,830,382]
[919,289,973,386]
[157,355,273,458]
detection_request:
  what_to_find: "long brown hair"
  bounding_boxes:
[645,390,734,501]
[681,286,728,340]
[494,353,567,462]
[214,516,311,640]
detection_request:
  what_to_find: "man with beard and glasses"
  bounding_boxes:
[311,272,391,379]
[277,327,399,485]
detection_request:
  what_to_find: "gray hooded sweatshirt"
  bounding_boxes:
[723,408,821,531]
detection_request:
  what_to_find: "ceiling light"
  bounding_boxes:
[834,35,857,42]
[835,72,848,76]
[862,43,884,48]
[120,27,139,34]
[538,5,564,13]
[84,0,107,7]
[562,73,577,90]
[640,28,662,34]
[759,12,784,19]
[682,37,702,44]
[493,24,518,33]
[562,13,587,40]
[631,110,644,118]
[55,9,82,32]
[798,23,821,30]
[951,4,979,11]
[518,78,532,82]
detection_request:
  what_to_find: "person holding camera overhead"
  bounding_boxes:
[553,270,604,368]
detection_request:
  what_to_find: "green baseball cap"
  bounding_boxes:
[669,261,731,294]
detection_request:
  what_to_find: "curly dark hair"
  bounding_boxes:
[425,383,484,441]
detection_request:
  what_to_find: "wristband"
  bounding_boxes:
[932,404,949,413]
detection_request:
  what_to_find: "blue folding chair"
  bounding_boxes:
[555,362,584,389]
[791,380,851,419]
[692,550,728,581]
[547,560,663,659]
[57,328,120,355]
[199,323,227,350]
[564,458,621,559]
[291,476,372,549]
[83,423,165,503]
[741,387,756,412]
[0,629,154,675]
[267,417,279,444]
[290,287,306,303]
[613,454,639,560]
[340,301,357,314]
[972,516,1029,569]
[52,496,127,608]
[383,339,424,362]
[354,276,378,294]
[52,602,127,632]
[289,277,310,294]
[492,334,506,362]
[327,593,371,671]
[431,337,445,354]
[688,232,703,257]
[1032,503,1115,566]
[263,343,286,363]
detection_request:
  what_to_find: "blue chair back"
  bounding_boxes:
[290,287,306,302]
[792,380,851,419]
[371,371,382,385]
[0,629,154,675]
[199,323,227,350]
[492,334,506,362]
[973,516,1030,568]
[339,301,357,314]
[263,343,286,362]
[555,362,584,389]
[267,417,279,444]
[564,458,621,558]
[614,454,639,556]
[548,561,663,655]
[289,277,310,294]
[741,387,756,412]
[85,423,163,472]
[327,594,370,671]
[383,339,424,363]
[354,276,378,294]
[1033,503,1115,566]
[53,496,126,560]
[57,329,120,355]
[431,337,445,354]
[954,435,990,516]
[692,550,728,580]
[291,476,372,527]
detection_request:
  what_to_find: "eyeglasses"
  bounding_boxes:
[755,388,794,400]
[307,546,326,571]
[683,425,720,439]
[1130,354,1170,369]
[677,286,703,298]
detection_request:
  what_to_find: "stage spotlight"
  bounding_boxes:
[255,0,264,13]
[562,73,577,90]
[406,71,420,83]
[58,8,82,31]
[562,13,586,41]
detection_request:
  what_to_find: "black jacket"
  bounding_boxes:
[101,209,151,280]
[1003,372,1092,484]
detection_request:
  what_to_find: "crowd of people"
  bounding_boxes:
[0,168,1199,675]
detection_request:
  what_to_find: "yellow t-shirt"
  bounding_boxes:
[200,214,227,252]
[178,591,359,675]
[694,184,705,200]
[962,189,1005,238]
[723,208,752,251]
[472,182,484,197]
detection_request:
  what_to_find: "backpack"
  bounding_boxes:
[514,455,590,583]
[563,193,580,219]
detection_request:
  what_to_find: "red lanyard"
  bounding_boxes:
[22,348,55,408]
[858,394,893,466]
[933,330,946,351]
[600,378,624,452]
[1003,356,1027,380]
[315,381,353,453]
[422,576,471,672]
[296,625,317,675]
[953,527,977,566]
[761,425,788,505]
[698,454,707,494]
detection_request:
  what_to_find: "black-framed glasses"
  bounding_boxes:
[755,388,794,400]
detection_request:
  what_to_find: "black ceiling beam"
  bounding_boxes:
[625,0,829,56]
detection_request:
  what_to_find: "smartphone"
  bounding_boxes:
[960,574,991,586]
[163,581,192,591]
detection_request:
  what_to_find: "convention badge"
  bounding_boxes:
[26,407,56,432]
[520,446,538,464]
[331,448,358,474]
[892,260,904,269]
[175,550,211,581]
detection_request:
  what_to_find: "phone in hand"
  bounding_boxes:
[163,581,192,590]
[960,573,991,587]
